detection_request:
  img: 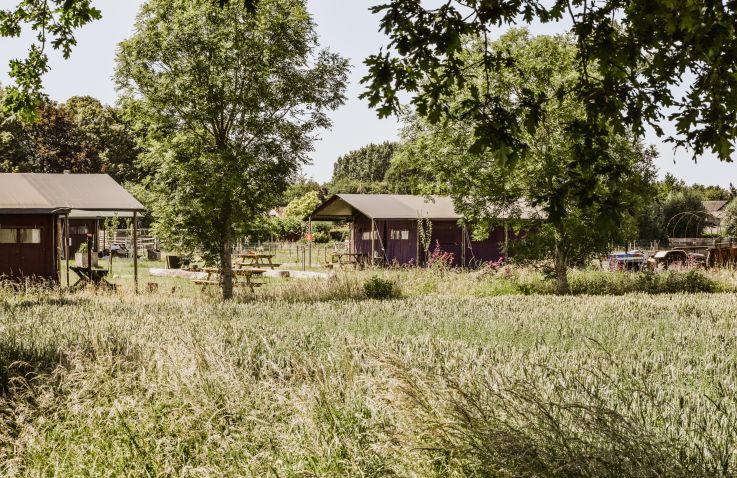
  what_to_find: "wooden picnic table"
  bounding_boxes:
[69,266,113,290]
[329,252,368,268]
[234,252,281,270]
[193,267,266,293]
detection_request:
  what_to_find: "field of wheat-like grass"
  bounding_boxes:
[1,280,736,476]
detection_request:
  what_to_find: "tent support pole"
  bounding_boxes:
[461,224,466,269]
[133,211,139,294]
[371,219,376,267]
[64,212,70,287]
[416,220,420,267]
[308,217,312,268]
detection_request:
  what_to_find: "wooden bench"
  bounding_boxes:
[234,253,280,269]
[193,267,266,293]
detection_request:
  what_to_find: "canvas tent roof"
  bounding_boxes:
[0,173,144,214]
[309,194,541,221]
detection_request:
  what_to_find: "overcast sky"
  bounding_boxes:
[1,0,735,186]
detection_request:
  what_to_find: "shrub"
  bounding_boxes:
[363,275,401,300]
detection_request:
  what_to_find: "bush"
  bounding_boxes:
[566,269,719,295]
[363,275,401,300]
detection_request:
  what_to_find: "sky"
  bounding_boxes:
[1,0,736,187]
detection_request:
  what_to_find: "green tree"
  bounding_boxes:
[283,191,321,219]
[659,191,710,239]
[0,1,102,120]
[384,116,451,195]
[721,200,737,237]
[64,96,141,182]
[332,141,397,183]
[0,92,139,180]
[279,176,323,206]
[116,0,348,299]
[363,1,737,165]
[0,0,256,119]
[398,31,655,293]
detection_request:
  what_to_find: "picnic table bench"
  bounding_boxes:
[193,267,266,292]
[234,252,281,270]
[69,266,114,290]
[328,252,368,268]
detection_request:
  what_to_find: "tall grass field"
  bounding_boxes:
[1,268,737,476]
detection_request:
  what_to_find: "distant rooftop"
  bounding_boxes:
[703,200,729,214]
[309,194,541,221]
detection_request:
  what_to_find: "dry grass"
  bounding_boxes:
[1,283,737,476]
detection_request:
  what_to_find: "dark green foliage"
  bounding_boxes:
[639,190,710,241]
[0,93,140,182]
[332,141,397,183]
[395,31,656,293]
[722,200,737,237]
[117,0,348,299]
[279,177,323,207]
[363,275,401,300]
[0,0,101,120]
[363,0,737,165]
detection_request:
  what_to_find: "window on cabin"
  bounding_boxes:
[390,229,409,240]
[19,228,41,244]
[70,225,89,235]
[361,231,379,241]
[0,229,16,244]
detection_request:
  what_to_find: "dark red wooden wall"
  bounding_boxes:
[0,213,59,280]
[350,213,508,266]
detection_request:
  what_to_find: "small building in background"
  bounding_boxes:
[309,194,539,266]
[0,173,143,281]
[703,200,730,235]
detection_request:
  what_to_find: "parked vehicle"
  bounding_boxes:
[648,249,705,269]
[607,250,646,271]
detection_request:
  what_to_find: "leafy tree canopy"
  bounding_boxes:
[0,89,139,181]
[283,190,321,219]
[0,0,257,120]
[117,0,348,299]
[363,0,737,182]
[332,141,397,183]
[721,200,737,237]
[397,30,656,293]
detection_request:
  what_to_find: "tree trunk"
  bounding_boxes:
[220,223,234,300]
[554,238,569,295]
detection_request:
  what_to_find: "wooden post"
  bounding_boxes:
[56,215,62,283]
[371,219,376,267]
[308,217,312,268]
[86,234,93,281]
[133,211,139,294]
[64,212,70,287]
[461,224,466,269]
[415,220,420,267]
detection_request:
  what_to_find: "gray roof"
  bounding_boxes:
[0,173,144,214]
[703,200,729,214]
[310,194,541,221]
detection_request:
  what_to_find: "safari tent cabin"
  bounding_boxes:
[0,174,144,281]
[309,194,539,267]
